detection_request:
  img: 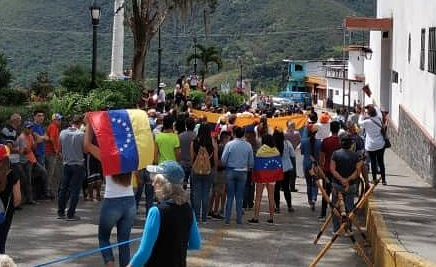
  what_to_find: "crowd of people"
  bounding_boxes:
[0,83,390,265]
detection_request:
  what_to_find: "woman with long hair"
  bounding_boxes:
[190,123,217,223]
[128,161,201,267]
[84,123,136,267]
[273,129,295,213]
[300,124,322,211]
[248,134,283,224]
[358,105,387,185]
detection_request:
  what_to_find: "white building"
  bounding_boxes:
[348,0,436,185]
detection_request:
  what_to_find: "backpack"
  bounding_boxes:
[192,146,212,175]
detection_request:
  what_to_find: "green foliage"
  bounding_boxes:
[0,53,12,89]
[0,102,50,125]
[189,90,205,108]
[97,80,143,106]
[219,92,245,108]
[31,72,54,98]
[187,44,223,80]
[0,88,27,106]
[60,65,105,94]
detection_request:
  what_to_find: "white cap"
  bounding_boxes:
[159,82,167,88]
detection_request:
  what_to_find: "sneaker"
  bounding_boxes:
[66,215,81,221]
[267,218,274,224]
[248,218,259,223]
[318,216,326,222]
[382,180,387,185]
[310,203,315,212]
[275,207,281,214]
[57,214,66,219]
[288,207,295,213]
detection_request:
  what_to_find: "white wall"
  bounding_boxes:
[348,50,364,80]
[365,0,436,138]
[327,78,364,107]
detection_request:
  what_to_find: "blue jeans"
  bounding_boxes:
[332,183,356,231]
[304,170,318,203]
[58,164,85,217]
[225,170,247,224]
[134,169,154,215]
[192,170,213,222]
[99,196,136,267]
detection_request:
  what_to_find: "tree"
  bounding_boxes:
[186,44,222,84]
[125,0,216,81]
[60,65,105,94]
[0,53,12,89]
[31,72,54,99]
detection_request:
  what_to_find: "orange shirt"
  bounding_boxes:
[45,122,60,154]
[23,134,37,163]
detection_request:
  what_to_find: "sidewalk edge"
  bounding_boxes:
[366,197,436,267]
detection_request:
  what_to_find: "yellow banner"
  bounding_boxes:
[191,109,307,130]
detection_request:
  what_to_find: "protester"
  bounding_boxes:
[358,105,387,185]
[134,169,154,215]
[284,121,300,192]
[156,83,166,113]
[1,114,27,208]
[316,112,331,140]
[83,122,136,267]
[57,115,85,221]
[154,115,180,164]
[301,124,321,211]
[190,123,217,223]
[273,129,295,213]
[330,134,360,231]
[18,122,42,205]
[210,131,230,219]
[85,151,103,202]
[0,144,21,254]
[0,254,16,267]
[129,161,201,267]
[242,127,258,210]
[45,113,62,199]
[318,121,341,221]
[221,127,254,224]
[178,117,196,201]
[249,134,283,224]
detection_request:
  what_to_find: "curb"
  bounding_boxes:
[366,197,436,267]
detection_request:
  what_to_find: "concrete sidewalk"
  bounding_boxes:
[370,149,436,264]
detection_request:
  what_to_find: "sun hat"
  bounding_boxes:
[146,160,185,184]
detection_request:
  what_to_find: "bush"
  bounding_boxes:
[219,92,245,107]
[0,88,27,106]
[60,65,105,94]
[97,80,142,107]
[31,72,54,99]
[189,90,205,108]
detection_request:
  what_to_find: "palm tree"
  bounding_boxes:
[187,44,223,85]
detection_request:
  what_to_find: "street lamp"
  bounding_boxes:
[157,26,162,92]
[89,3,101,89]
[237,56,243,90]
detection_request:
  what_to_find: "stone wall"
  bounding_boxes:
[388,105,436,186]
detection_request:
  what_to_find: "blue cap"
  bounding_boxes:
[24,121,33,128]
[146,160,185,184]
[52,113,63,120]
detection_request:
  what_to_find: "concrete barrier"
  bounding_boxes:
[366,198,436,267]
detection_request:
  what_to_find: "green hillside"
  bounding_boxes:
[0,0,373,88]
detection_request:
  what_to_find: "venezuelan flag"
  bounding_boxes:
[87,109,154,176]
[252,145,283,183]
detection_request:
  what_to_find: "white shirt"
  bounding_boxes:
[358,112,385,152]
[104,176,134,199]
[315,122,330,140]
[158,90,166,103]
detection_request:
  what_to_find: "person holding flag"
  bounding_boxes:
[84,109,155,267]
[248,134,283,224]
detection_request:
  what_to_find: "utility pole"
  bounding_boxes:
[157,26,162,92]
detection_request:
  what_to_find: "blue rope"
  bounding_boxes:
[33,237,142,267]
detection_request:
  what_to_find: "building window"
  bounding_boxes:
[420,29,425,70]
[429,27,436,74]
[295,64,303,71]
[408,33,411,63]
[392,70,399,83]
[335,90,339,96]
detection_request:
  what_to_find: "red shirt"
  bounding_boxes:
[45,122,60,154]
[321,135,341,173]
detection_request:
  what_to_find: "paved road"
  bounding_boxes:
[6,155,366,267]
